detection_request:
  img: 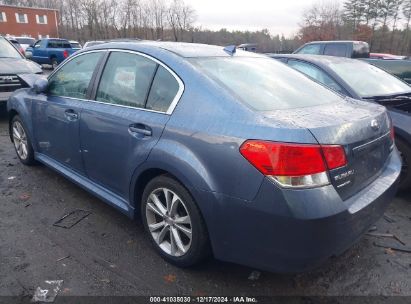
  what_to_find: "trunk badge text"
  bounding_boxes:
[334,169,355,188]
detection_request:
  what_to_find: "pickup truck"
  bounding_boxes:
[293,41,370,58]
[26,38,77,69]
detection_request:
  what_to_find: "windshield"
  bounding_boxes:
[71,42,81,48]
[0,37,23,58]
[190,57,341,111]
[16,38,35,45]
[329,60,411,97]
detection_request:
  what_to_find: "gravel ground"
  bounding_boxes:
[0,106,410,299]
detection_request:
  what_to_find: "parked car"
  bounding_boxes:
[269,54,411,190]
[0,36,42,105]
[7,42,400,273]
[7,38,25,56]
[69,40,82,50]
[370,53,408,60]
[12,36,36,51]
[26,38,77,69]
[83,40,105,48]
[363,58,411,84]
[237,43,258,52]
[293,41,370,58]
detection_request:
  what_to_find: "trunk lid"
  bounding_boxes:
[264,99,393,200]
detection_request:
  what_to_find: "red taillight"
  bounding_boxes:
[20,48,25,56]
[240,140,347,188]
[63,50,69,58]
[321,145,347,170]
[240,141,326,176]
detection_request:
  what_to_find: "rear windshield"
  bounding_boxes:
[0,37,23,59]
[329,61,411,97]
[190,57,341,111]
[16,38,35,45]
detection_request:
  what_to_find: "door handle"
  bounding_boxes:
[129,123,152,137]
[64,109,79,121]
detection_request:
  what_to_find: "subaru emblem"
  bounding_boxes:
[370,119,379,131]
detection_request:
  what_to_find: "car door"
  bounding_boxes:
[31,40,45,64]
[80,51,183,200]
[32,51,105,174]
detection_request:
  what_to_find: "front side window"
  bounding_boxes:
[324,44,347,57]
[295,44,321,55]
[0,37,23,59]
[190,57,341,111]
[34,40,42,48]
[15,13,28,23]
[146,66,180,112]
[288,60,344,94]
[48,52,103,99]
[96,52,157,108]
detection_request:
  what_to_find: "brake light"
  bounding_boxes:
[19,48,25,56]
[240,140,347,188]
[321,145,347,170]
[63,50,69,58]
[390,125,395,142]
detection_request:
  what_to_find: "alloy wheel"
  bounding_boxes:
[12,121,28,160]
[145,187,192,257]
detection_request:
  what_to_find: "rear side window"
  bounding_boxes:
[146,66,180,112]
[96,52,157,108]
[324,44,347,57]
[48,52,103,99]
[295,44,321,55]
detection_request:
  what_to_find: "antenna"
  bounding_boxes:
[224,45,236,56]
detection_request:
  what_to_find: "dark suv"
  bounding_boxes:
[294,41,370,58]
[0,36,42,105]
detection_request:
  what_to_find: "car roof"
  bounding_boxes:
[268,54,365,66]
[302,40,367,44]
[88,41,264,58]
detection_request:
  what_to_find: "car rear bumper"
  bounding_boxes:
[205,149,401,273]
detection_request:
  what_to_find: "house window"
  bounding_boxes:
[15,13,28,23]
[0,12,6,22]
[36,14,47,24]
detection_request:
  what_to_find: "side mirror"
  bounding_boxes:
[33,78,48,94]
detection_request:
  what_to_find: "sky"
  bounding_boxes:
[189,0,311,37]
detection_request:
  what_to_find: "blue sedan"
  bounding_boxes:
[7,42,401,272]
[269,54,411,191]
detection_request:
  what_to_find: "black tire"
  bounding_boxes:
[141,174,211,267]
[11,115,36,166]
[51,58,58,70]
[396,137,411,191]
